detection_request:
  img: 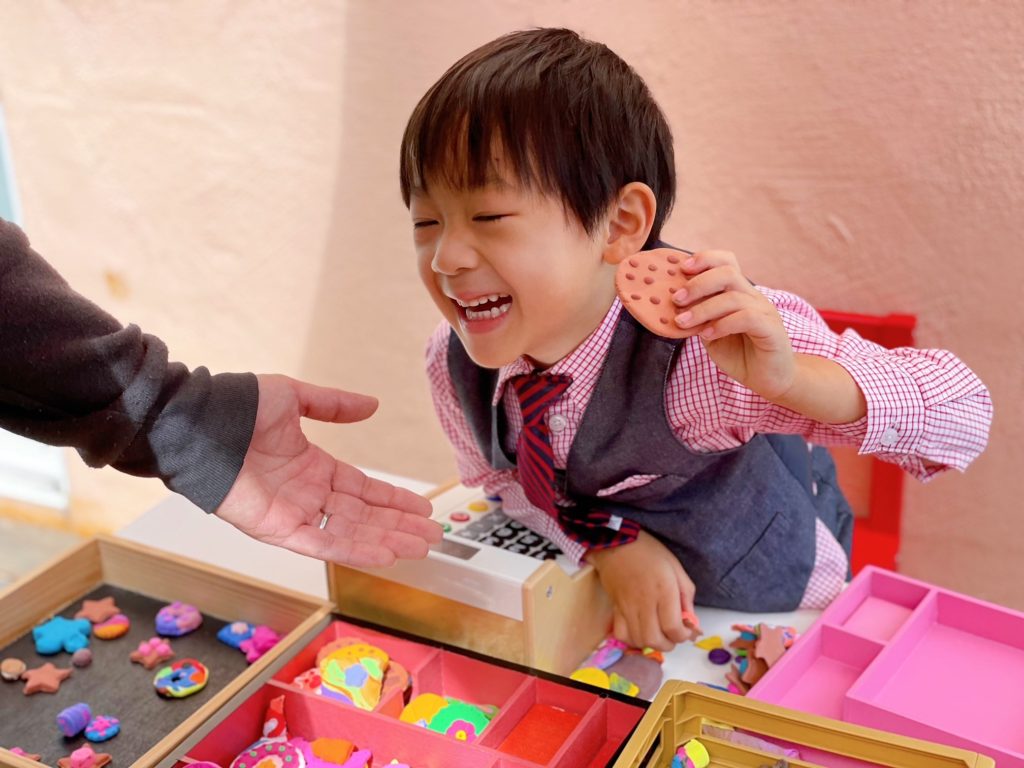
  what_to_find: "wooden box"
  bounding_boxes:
[0,535,329,768]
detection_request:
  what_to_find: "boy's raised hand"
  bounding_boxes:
[670,250,797,401]
[584,529,699,651]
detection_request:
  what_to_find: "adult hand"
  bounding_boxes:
[215,374,442,567]
[585,529,699,651]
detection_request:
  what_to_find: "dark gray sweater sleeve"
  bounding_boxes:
[0,218,258,513]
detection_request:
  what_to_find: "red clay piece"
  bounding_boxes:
[615,249,689,338]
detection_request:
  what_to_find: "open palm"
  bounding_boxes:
[215,374,442,567]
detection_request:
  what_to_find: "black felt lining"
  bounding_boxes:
[0,585,252,767]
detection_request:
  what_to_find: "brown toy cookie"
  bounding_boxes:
[615,249,689,338]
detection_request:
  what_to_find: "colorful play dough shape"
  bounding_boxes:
[155,601,202,636]
[239,625,281,663]
[615,248,690,338]
[22,662,72,695]
[318,642,388,710]
[1,657,26,681]
[71,648,93,667]
[75,597,121,624]
[217,621,255,649]
[607,652,663,699]
[672,738,711,768]
[295,737,355,768]
[426,699,494,742]
[399,692,449,726]
[229,740,305,768]
[570,666,611,689]
[581,636,627,670]
[291,667,322,692]
[261,694,288,740]
[93,613,130,640]
[190,763,225,768]
[131,636,174,669]
[57,703,92,737]
[694,635,723,650]
[33,616,92,655]
[84,715,120,743]
[57,745,111,768]
[708,648,732,665]
[153,658,209,698]
[608,672,640,696]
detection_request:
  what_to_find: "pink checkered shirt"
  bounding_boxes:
[425,289,992,609]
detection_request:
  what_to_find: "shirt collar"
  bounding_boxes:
[492,299,623,407]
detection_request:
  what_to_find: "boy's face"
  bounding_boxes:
[411,164,618,369]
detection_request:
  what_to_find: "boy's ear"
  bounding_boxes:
[601,182,657,265]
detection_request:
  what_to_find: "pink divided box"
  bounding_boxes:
[750,566,1024,766]
[185,618,645,768]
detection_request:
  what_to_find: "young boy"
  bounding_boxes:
[400,28,992,651]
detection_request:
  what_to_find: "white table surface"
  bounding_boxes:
[116,472,821,695]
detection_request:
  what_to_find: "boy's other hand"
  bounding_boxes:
[215,374,443,568]
[671,250,796,400]
[585,529,698,652]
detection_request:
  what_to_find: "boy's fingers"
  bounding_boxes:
[612,610,631,646]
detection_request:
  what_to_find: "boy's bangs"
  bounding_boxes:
[401,97,545,199]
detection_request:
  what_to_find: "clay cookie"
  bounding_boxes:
[615,249,691,339]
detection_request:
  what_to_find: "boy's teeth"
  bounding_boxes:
[465,302,512,320]
[457,293,510,308]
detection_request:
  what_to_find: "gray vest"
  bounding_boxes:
[447,311,853,611]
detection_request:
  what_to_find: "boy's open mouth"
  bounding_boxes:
[454,293,513,321]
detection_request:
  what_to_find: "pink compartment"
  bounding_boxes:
[272,619,439,716]
[751,625,883,721]
[847,591,1024,764]
[485,678,599,765]
[552,698,645,768]
[188,682,498,768]
[822,568,928,643]
[407,648,530,721]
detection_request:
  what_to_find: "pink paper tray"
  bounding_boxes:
[750,566,1024,766]
[180,616,645,768]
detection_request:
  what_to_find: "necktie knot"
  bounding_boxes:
[511,373,571,426]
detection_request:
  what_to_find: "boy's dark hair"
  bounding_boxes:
[400,28,675,249]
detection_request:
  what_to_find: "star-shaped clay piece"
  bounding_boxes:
[75,597,120,624]
[57,745,112,768]
[21,662,72,695]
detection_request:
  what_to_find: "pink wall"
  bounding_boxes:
[1,2,1020,606]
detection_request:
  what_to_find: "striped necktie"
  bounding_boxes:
[511,373,571,516]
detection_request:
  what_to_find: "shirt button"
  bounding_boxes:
[880,426,900,447]
[548,414,568,433]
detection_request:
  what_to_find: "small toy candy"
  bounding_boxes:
[672,738,710,768]
[84,716,120,743]
[56,703,92,737]
[155,601,202,636]
[71,649,93,668]
[1,657,26,681]
[131,636,174,669]
[33,617,92,655]
[92,613,130,640]
[238,625,280,663]
[21,662,73,695]
[217,621,255,649]
[9,748,42,761]
[615,249,691,339]
[57,745,111,768]
[75,597,121,624]
[154,658,209,698]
